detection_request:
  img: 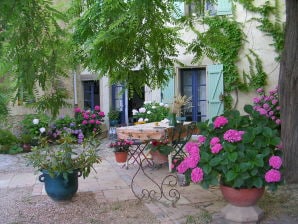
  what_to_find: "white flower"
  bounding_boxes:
[164,104,169,108]
[139,107,146,113]
[152,105,156,109]
[159,102,164,106]
[144,118,149,122]
[32,119,39,125]
[138,118,144,122]
[39,127,46,133]
[147,111,151,114]
[132,109,138,115]
[144,101,149,104]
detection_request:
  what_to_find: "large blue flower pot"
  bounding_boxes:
[39,170,81,201]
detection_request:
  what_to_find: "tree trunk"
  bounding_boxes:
[279,0,298,183]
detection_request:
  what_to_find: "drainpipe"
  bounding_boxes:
[73,70,78,107]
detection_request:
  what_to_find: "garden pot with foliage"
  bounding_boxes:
[176,88,282,223]
[108,109,120,127]
[110,139,133,163]
[25,131,101,201]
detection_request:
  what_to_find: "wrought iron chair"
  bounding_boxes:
[168,122,197,172]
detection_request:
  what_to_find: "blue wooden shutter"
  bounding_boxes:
[161,71,175,105]
[217,0,232,15]
[207,64,224,120]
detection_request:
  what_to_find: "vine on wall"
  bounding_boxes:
[185,0,284,109]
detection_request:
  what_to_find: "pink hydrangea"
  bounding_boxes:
[177,160,188,174]
[94,105,100,111]
[96,120,101,125]
[83,114,89,119]
[265,169,281,183]
[275,119,281,125]
[269,156,282,169]
[223,129,244,143]
[89,119,95,124]
[99,111,105,116]
[74,107,81,113]
[272,99,278,105]
[210,137,220,146]
[184,155,200,169]
[191,167,204,183]
[213,116,228,128]
[91,114,97,118]
[211,143,223,154]
[185,142,199,156]
[82,120,88,125]
[198,135,206,144]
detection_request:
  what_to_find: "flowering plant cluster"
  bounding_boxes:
[177,104,282,191]
[132,101,169,123]
[74,105,105,138]
[147,139,173,155]
[253,87,280,126]
[109,139,133,152]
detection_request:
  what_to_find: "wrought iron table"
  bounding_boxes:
[116,122,197,205]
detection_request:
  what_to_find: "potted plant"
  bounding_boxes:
[109,139,133,163]
[25,131,102,201]
[107,109,120,127]
[147,139,173,164]
[176,88,282,222]
[132,101,170,123]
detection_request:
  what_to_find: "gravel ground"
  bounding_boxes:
[0,187,159,224]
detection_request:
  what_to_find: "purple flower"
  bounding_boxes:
[191,167,204,183]
[272,99,278,105]
[257,88,264,93]
[94,105,100,111]
[257,108,267,115]
[265,169,281,183]
[99,111,105,116]
[89,119,95,124]
[253,97,260,103]
[269,156,282,169]
[83,114,89,119]
[82,120,88,125]
[263,103,270,109]
[275,119,281,125]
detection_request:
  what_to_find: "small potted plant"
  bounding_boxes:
[109,139,133,163]
[107,109,120,127]
[24,130,102,201]
[147,139,173,164]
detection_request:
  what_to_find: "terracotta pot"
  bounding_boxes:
[220,185,265,207]
[150,151,168,164]
[114,151,128,163]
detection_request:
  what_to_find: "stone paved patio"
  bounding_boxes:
[0,138,297,224]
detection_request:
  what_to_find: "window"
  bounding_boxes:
[83,81,99,110]
[183,0,232,17]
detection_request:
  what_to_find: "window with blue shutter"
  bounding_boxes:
[207,64,224,120]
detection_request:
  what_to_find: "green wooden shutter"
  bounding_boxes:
[207,64,224,120]
[174,1,184,18]
[161,72,175,105]
[217,0,232,15]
